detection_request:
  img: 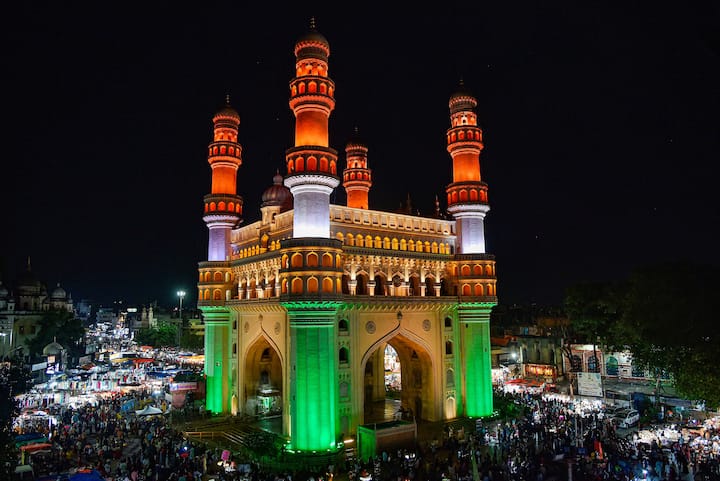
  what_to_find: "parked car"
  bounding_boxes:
[611,408,640,428]
[601,404,625,420]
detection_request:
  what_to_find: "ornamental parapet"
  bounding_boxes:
[285,146,339,177]
[203,194,243,216]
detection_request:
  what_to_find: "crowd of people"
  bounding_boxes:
[15,389,217,481]
[13,387,720,481]
[348,390,720,481]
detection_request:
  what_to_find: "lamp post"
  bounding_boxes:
[177,290,186,319]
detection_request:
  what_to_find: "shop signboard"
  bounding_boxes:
[169,381,197,392]
[577,372,603,397]
[31,361,47,372]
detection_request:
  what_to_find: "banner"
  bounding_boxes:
[576,372,603,397]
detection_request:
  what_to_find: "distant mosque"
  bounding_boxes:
[197,19,498,456]
[0,258,73,357]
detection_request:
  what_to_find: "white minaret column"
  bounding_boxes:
[284,176,338,238]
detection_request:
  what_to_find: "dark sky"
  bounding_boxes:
[3,5,719,309]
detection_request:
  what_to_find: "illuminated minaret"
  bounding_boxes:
[284,18,340,238]
[342,127,372,209]
[200,97,242,415]
[280,19,343,454]
[203,96,243,261]
[445,81,495,419]
[445,81,489,254]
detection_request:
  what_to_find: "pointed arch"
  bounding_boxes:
[307,252,319,267]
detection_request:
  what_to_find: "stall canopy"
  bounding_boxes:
[20,442,53,452]
[70,469,106,481]
[135,405,163,416]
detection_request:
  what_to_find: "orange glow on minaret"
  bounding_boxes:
[284,18,340,238]
[203,96,243,261]
[342,127,371,209]
[209,96,243,195]
[445,81,490,254]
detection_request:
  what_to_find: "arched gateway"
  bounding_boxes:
[198,21,497,456]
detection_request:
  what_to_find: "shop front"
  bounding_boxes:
[524,363,558,384]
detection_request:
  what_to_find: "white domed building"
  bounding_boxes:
[42,338,67,373]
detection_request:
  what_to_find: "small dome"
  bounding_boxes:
[449,78,477,114]
[16,259,45,297]
[261,170,293,211]
[43,339,64,356]
[294,18,330,61]
[213,95,240,123]
[345,126,366,149]
[50,283,66,300]
[17,268,42,290]
[297,27,329,47]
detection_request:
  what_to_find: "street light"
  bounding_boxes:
[177,290,186,319]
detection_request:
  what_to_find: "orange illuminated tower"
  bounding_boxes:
[445,81,489,254]
[201,97,243,414]
[445,81,494,418]
[284,18,340,238]
[342,127,372,209]
[203,96,243,262]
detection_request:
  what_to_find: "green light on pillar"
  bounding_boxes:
[204,323,226,413]
[464,322,493,417]
[291,323,338,452]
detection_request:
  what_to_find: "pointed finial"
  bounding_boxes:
[459,77,464,86]
[27,256,32,271]
[354,126,359,135]
[225,93,231,105]
[309,16,316,30]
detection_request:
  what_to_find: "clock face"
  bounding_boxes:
[365,321,376,334]
[423,319,431,331]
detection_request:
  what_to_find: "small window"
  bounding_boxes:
[444,317,452,329]
[339,347,349,364]
[339,319,349,332]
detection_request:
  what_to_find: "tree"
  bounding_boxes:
[25,309,86,362]
[179,330,203,350]
[134,322,178,348]
[563,280,626,399]
[622,262,720,409]
[564,281,625,348]
[0,358,32,478]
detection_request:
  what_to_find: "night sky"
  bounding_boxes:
[3,5,719,309]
